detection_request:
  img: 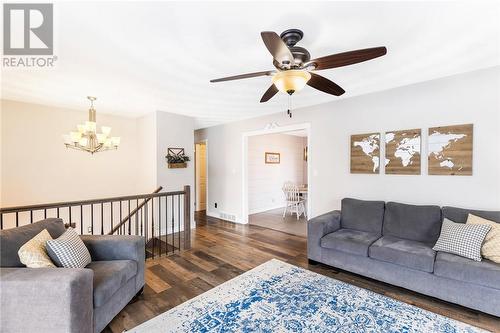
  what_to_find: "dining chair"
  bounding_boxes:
[282,182,306,220]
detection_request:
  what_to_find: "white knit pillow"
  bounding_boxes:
[433,219,491,261]
[467,214,500,263]
[46,228,91,268]
[18,229,55,268]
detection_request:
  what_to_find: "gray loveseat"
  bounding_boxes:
[0,218,145,332]
[308,198,500,317]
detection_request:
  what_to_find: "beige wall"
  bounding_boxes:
[195,67,500,223]
[1,100,144,207]
[248,133,305,214]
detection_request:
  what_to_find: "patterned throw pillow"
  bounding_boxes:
[467,214,500,263]
[18,229,55,268]
[46,228,92,268]
[433,219,491,261]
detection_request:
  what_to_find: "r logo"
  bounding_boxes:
[3,3,53,55]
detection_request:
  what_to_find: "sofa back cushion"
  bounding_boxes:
[442,206,500,223]
[341,198,385,234]
[383,202,442,243]
[0,218,66,267]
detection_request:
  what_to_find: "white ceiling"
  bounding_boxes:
[2,1,499,129]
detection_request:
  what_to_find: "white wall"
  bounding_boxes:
[248,133,305,214]
[0,101,195,231]
[155,111,195,231]
[195,67,500,223]
[0,100,143,207]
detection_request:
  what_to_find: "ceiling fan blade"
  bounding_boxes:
[307,72,345,96]
[210,70,275,83]
[309,47,387,70]
[260,84,279,103]
[261,31,295,66]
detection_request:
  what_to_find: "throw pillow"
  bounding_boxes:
[467,214,500,263]
[18,229,55,268]
[433,219,491,261]
[46,228,92,268]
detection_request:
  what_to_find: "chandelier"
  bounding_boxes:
[63,96,120,154]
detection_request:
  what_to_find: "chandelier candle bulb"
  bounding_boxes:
[85,121,96,133]
[70,131,82,142]
[111,137,121,147]
[101,126,111,136]
[96,133,107,144]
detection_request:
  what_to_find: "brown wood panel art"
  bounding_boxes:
[428,124,473,176]
[385,129,421,175]
[350,133,380,174]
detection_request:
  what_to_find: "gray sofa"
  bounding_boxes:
[0,218,145,333]
[308,198,500,317]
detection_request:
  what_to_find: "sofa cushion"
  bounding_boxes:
[0,218,66,267]
[87,260,137,307]
[383,202,442,243]
[442,206,500,224]
[341,198,385,234]
[321,228,380,257]
[434,252,500,290]
[369,236,436,272]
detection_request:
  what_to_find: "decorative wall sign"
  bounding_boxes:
[385,129,421,175]
[428,124,473,175]
[265,152,280,164]
[350,133,380,174]
[166,148,190,168]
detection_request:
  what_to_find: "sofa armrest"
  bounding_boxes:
[81,235,145,291]
[0,267,93,333]
[307,210,341,261]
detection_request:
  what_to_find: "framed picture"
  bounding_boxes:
[265,152,280,164]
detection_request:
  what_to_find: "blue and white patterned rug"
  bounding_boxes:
[130,259,486,333]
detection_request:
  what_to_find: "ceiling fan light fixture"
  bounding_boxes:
[272,70,311,95]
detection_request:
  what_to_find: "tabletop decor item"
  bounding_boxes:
[166,148,190,168]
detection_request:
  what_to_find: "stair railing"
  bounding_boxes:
[0,185,191,258]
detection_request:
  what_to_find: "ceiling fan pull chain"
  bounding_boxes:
[287,95,292,118]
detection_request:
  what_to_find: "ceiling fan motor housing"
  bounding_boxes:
[275,29,311,68]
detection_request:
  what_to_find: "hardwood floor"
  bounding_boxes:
[249,207,307,237]
[105,212,500,332]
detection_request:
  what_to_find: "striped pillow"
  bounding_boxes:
[433,219,491,261]
[46,228,91,268]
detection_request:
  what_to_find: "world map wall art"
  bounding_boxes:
[428,124,473,176]
[350,133,380,174]
[385,128,421,175]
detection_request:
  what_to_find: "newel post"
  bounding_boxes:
[183,185,191,250]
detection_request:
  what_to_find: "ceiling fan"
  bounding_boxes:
[210,29,387,103]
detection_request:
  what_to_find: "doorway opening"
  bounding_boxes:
[195,141,207,226]
[242,123,310,237]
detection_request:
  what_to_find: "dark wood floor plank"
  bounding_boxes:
[107,211,500,333]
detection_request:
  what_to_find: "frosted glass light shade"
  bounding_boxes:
[96,133,107,144]
[85,121,96,133]
[77,124,86,133]
[101,126,111,136]
[70,131,82,142]
[104,139,112,147]
[272,70,311,94]
[111,137,121,146]
[79,137,88,146]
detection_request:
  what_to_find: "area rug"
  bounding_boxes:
[130,259,486,333]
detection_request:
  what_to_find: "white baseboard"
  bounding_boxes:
[248,204,285,215]
[206,210,246,224]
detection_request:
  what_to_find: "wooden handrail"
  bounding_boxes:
[0,187,181,214]
[108,186,162,235]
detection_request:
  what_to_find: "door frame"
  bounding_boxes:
[241,123,311,224]
[194,140,208,212]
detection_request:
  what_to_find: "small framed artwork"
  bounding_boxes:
[265,152,280,164]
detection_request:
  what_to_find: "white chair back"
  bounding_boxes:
[282,182,300,203]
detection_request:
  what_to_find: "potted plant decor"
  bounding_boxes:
[166,148,190,168]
